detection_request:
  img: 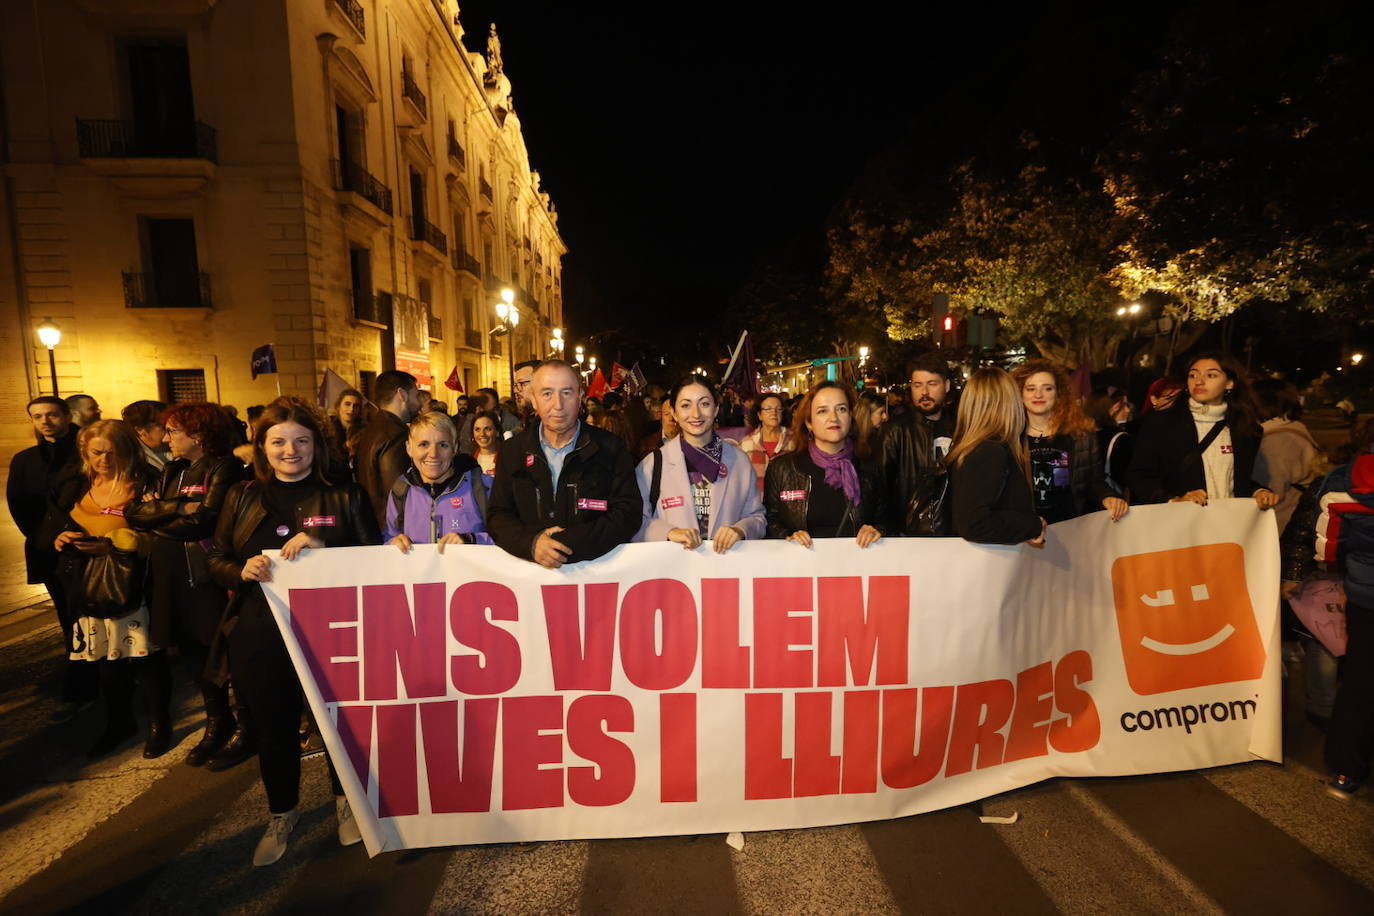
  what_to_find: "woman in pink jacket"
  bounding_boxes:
[635,375,766,552]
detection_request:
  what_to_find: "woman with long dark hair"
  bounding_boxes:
[1127,351,1279,509]
[470,409,502,493]
[126,403,245,764]
[207,397,379,866]
[763,381,885,547]
[946,368,1046,546]
[635,375,765,552]
[41,420,161,756]
[1011,360,1127,523]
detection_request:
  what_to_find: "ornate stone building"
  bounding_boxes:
[0,0,565,458]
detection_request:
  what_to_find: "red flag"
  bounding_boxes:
[587,368,608,399]
[444,365,463,392]
[610,362,627,389]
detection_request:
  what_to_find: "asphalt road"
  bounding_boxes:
[1,450,1372,915]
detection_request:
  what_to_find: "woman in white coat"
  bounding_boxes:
[635,375,766,553]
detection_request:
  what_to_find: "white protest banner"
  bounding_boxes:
[261,500,1280,857]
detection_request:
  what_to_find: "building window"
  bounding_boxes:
[119,38,198,156]
[126,217,206,308]
[158,368,206,404]
[335,103,365,170]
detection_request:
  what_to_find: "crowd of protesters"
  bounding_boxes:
[6,348,1371,868]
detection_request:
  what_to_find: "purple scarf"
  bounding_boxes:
[808,439,860,505]
[681,435,726,485]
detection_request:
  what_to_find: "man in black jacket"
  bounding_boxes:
[488,361,640,567]
[5,396,93,711]
[878,354,958,536]
[353,370,420,528]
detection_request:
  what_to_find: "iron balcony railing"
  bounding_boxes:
[332,0,365,36]
[465,328,484,349]
[351,288,392,326]
[451,248,481,277]
[428,315,442,340]
[331,159,393,215]
[479,175,492,200]
[411,216,448,254]
[447,133,465,167]
[401,70,428,118]
[78,119,217,162]
[122,271,211,309]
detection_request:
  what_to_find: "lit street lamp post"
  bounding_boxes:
[494,287,519,399]
[36,319,61,396]
[549,327,565,359]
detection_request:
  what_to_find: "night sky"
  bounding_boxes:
[456,3,1189,345]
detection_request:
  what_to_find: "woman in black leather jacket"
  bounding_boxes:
[207,397,378,867]
[764,381,886,547]
[126,403,245,764]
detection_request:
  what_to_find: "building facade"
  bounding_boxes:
[0,0,565,459]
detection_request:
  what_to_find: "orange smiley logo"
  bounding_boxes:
[1111,543,1266,695]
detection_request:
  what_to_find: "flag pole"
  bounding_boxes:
[721,330,748,383]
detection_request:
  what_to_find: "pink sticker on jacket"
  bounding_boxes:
[662,495,684,509]
[303,515,336,527]
[577,498,608,511]
[179,484,207,496]
[526,454,535,467]
[780,489,806,502]
[450,497,465,508]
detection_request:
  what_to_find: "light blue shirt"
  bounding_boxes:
[539,421,580,490]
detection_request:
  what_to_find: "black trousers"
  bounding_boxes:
[228,602,341,813]
[1327,601,1374,779]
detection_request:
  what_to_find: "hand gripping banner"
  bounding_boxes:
[261,500,1281,857]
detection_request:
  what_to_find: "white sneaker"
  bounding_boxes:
[252,809,300,867]
[336,795,362,847]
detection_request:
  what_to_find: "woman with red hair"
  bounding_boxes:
[1011,360,1127,523]
[127,403,245,762]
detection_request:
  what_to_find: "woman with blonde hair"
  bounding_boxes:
[386,410,491,550]
[947,368,1046,546]
[1011,359,1127,522]
[41,419,161,757]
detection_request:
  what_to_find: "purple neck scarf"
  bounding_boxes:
[808,439,860,505]
[681,435,726,485]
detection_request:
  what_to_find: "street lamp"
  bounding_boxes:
[574,344,584,367]
[1353,353,1364,366]
[1115,302,1145,387]
[549,327,565,357]
[36,319,60,396]
[494,287,520,398]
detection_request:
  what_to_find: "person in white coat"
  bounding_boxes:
[635,375,766,553]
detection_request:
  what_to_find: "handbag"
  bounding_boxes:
[905,465,951,536]
[59,542,148,619]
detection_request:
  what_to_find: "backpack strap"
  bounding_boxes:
[466,467,489,521]
[649,447,663,509]
[389,474,412,533]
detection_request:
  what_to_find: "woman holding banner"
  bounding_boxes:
[635,375,765,553]
[946,368,1047,546]
[1127,352,1279,509]
[763,380,885,547]
[386,411,491,550]
[1011,359,1128,523]
[207,396,378,867]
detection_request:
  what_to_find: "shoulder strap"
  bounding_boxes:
[389,475,412,531]
[649,447,663,508]
[466,467,488,520]
[1179,417,1228,476]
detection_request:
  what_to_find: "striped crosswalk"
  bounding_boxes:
[2,617,1372,915]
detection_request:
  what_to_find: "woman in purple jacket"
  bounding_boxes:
[384,412,492,550]
[634,375,766,552]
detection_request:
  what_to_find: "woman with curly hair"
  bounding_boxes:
[1011,359,1127,523]
[126,403,246,764]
